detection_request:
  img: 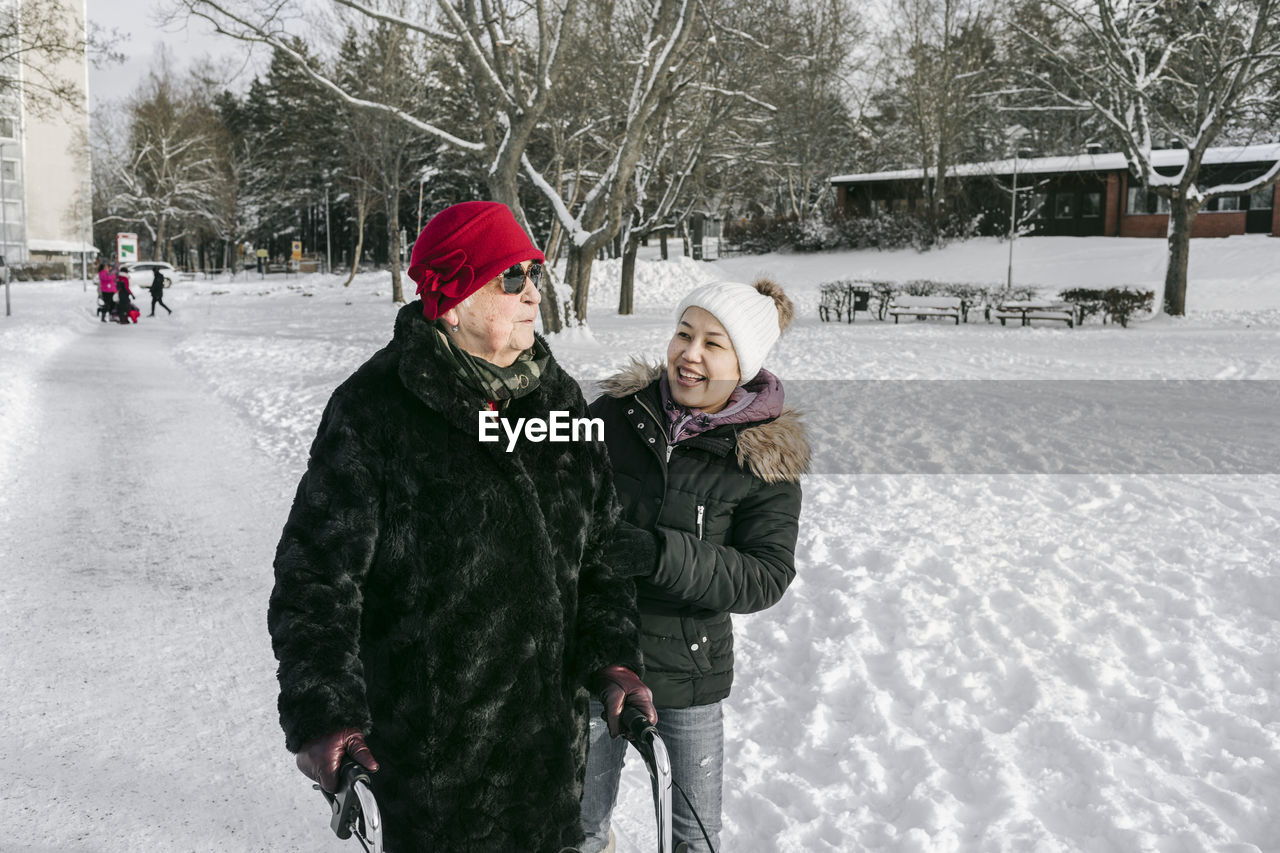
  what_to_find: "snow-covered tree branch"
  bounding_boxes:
[1018,0,1280,315]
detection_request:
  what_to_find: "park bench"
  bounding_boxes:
[888,295,966,325]
[993,300,1077,328]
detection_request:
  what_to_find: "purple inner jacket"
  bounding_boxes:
[659,367,784,445]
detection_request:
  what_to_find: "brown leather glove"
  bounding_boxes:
[591,664,657,739]
[295,727,379,794]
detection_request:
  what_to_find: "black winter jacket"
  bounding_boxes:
[269,302,642,852]
[589,362,808,708]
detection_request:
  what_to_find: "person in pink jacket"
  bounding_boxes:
[97,261,117,322]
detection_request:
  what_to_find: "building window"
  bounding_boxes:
[892,198,908,213]
[1029,192,1047,219]
[869,198,885,216]
[1082,192,1102,218]
[1212,195,1242,212]
[1249,187,1275,210]
[1054,194,1074,219]
[1127,187,1171,215]
[0,118,13,139]
[0,161,14,182]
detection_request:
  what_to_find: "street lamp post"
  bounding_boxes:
[1005,148,1034,292]
[1006,148,1020,293]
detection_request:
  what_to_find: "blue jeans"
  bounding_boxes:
[581,699,724,853]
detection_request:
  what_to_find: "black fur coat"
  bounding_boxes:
[269,302,642,852]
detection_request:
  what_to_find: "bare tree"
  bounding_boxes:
[873,0,998,232]
[525,0,701,325]
[334,20,430,302]
[0,0,88,116]
[1019,0,1280,315]
[174,0,709,328]
[175,0,559,213]
[94,60,223,263]
[758,0,867,221]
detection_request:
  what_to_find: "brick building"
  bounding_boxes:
[830,144,1280,239]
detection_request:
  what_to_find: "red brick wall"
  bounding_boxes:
[1119,212,1247,238]
[1119,215,1168,237]
[1194,212,1247,237]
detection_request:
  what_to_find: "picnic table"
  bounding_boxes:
[888,295,967,325]
[993,300,1077,328]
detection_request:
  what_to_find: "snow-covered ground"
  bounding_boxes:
[1,235,1278,852]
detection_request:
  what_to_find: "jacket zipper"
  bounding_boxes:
[697,505,705,540]
[635,395,669,468]
[634,394,671,512]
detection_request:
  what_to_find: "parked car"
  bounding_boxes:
[119,261,178,288]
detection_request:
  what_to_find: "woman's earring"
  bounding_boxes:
[451,324,460,332]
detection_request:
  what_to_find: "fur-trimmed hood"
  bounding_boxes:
[598,360,810,484]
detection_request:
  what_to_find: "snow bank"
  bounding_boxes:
[0,290,78,508]
[585,254,717,310]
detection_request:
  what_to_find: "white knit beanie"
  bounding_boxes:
[675,278,792,383]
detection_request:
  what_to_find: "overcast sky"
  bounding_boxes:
[87,0,261,107]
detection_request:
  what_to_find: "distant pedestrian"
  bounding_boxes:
[149,268,172,316]
[96,261,116,322]
[115,270,138,324]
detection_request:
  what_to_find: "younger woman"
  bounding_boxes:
[583,278,809,853]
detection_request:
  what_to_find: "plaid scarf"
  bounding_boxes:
[433,324,549,404]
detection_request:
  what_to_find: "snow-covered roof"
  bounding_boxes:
[28,239,99,254]
[829,143,1280,185]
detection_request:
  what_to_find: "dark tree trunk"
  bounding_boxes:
[344,194,367,287]
[619,232,639,315]
[564,236,608,326]
[660,230,668,260]
[389,195,404,304]
[1163,196,1199,316]
[564,244,590,325]
[539,271,563,334]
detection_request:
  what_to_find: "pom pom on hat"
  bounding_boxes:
[408,201,545,319]
[675,276,793,382]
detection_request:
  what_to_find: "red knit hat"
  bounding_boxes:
[408,201,545,319]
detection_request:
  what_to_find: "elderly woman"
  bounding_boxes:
[269,201,655,852]
[581,278,809,853]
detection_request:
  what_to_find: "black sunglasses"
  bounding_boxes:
[501,262,543,294]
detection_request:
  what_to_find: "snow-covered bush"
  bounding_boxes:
[1057,287,1154,327]
[794,216,841,252]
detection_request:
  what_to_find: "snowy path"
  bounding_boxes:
[0,314,335,852]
